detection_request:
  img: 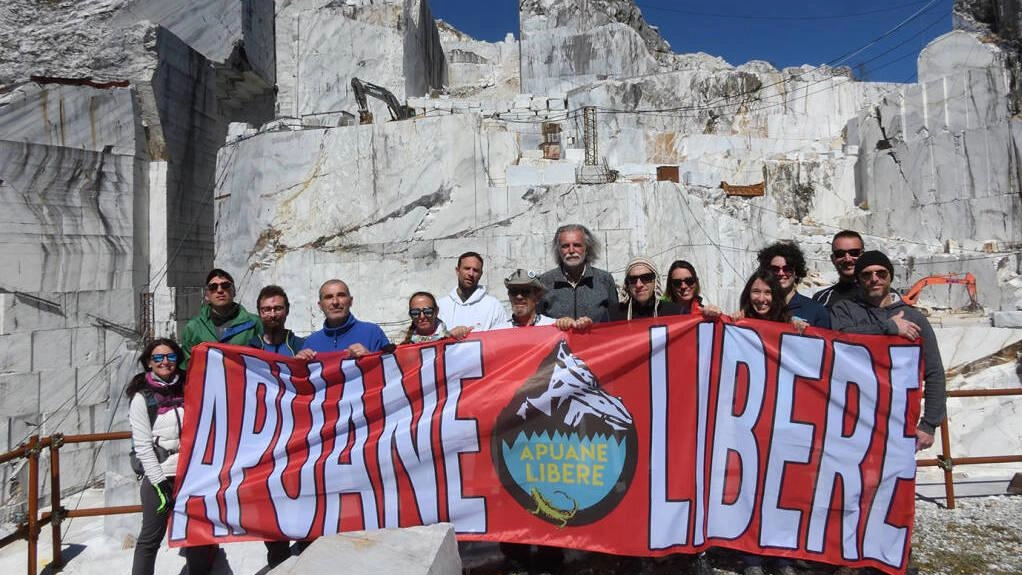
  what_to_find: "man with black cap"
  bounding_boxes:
[830,250,946,451]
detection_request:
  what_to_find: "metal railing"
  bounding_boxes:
[0,432,140,574]
[917,387,1022,509]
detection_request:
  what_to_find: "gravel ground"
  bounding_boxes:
[911,495,1022,575]
[463,495,1022,575]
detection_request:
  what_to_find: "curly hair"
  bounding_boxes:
[739,270,790,323]
[756,241,808,283]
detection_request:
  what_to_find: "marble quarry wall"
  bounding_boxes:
[275,0,447,122]
[519,0,676,95]
[437,21,520,104]
[0,81,143,521]
[850,31,1022,309]
[954,0,1022,111]
[0,0,276,527]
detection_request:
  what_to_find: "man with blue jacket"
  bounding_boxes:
[301,279,391,357]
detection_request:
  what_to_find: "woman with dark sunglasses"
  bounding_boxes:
[664,260,722,318]
[609,257,684,321]
[401,292,452,344]
[127,338,219,575]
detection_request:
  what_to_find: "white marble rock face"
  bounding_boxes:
[275,0,441,120]
[2,0,1022,538]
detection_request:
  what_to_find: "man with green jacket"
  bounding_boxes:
[180,268,262,368]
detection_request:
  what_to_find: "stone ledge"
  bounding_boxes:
[270,523,461,575]
[993,311,1022,328]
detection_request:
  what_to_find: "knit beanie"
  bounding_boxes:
[854,250,894,277]
[623,257,663,317]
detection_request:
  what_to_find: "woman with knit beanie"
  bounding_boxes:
[609,257,684,321]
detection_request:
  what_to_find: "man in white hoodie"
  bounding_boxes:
[439,251,509,335]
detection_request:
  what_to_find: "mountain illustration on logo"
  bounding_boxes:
[491,340,638,527]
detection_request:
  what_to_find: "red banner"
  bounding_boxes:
[169,316,921,574]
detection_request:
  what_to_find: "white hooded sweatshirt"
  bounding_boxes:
[438,285,509,333]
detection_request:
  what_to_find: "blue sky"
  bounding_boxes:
[429,0,954,83]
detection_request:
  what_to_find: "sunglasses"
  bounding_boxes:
[669,277,697,288]
[409,307,436,318]
[206,281,233,292]
[624,272,656,286]
[858,269,890,281]
[259,305,286,314]
[832,248,863,259]
[150,353,178,364]
[768,265,794,276]
[507,287,535,298]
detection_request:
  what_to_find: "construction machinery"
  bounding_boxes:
[350,77,416,124]
[902,273,981,311]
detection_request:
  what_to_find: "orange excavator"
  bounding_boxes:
[901,273,981,311]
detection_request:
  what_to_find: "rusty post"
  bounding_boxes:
[64,505,143,518]
[938,419,955,509]
[59,431,131,445]
[0,444,29,465]
[918,454,1022,466]
[49,434,65,571]
[26,435,40,575]
[947,388,1022,398]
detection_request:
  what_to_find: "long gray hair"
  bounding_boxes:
[551,224,601,265]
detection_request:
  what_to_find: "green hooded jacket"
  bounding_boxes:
[180,303,262,369]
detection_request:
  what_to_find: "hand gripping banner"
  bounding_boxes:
[169,316,922,574]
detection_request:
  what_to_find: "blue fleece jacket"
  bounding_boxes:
[787,292,831,329]
[302,314,390,353]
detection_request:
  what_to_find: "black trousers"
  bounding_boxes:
[131,477,219,575]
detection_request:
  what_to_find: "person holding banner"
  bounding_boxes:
[302,279,393,357]
[128,338,219,575]
[830,250,946,450]
[736,270,801,575]
[539,224,618,324]
[664,259,719,318]
[610,257,683,320]
[180,268,261,368]
[246,285,309,567]
[401,291,455,343]
[496,270,566,571]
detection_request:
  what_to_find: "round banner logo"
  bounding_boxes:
[491,340,637,527]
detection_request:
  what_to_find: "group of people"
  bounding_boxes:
[127,223,944,575]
